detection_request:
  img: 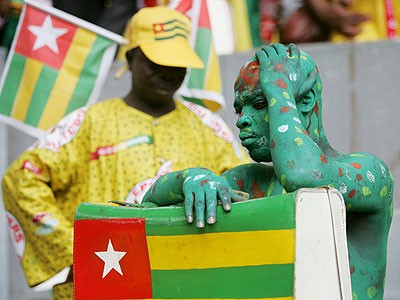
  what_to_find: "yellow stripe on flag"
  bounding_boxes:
[147,229,295,270]
[11,58,43,121]
[204,45,221,94]
[228,0,253,51]
[38,28,96,130]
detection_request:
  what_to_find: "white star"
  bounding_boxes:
[28,15,68,53]
[95,239,127,278]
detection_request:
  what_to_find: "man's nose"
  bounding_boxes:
[236,114,252,129]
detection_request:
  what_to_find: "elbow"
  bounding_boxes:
[278,168,322,193]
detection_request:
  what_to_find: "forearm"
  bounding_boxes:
[268,92,325,190]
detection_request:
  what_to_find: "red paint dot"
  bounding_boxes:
[275,62,285,71]
[274,78,287,89]
[320,154,327,164]
[348,189,356,198]
[350,266,355,274]
[356,174,363,181]
[338,168,343,177]
[271,140,275,149]
[280,107,291,113]
[251,179,265,199]
[200,179,210,186]
[236,178,244,190]
[350,162,362,169]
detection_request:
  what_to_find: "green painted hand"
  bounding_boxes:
[143,168,246,228]
[256,43,317,102]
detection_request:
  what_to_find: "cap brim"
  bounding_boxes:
[140,39,205,69]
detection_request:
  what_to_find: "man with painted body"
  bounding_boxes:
[144,43,393,299]
[2,6,250,299]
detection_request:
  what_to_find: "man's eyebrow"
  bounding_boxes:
[247,90,264,102]
[234,88,264,105]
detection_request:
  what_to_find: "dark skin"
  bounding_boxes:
[305,0,370,38]
[124,47,187,118]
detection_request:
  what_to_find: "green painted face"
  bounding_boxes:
[234,59,271,162]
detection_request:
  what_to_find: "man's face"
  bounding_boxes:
[130,49,186,105]
[234,60,271,162]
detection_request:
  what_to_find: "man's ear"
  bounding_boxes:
[125,49,134,72]
[297,90,317,113]
[297,70,317,113]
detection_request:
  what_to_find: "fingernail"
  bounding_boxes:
[187,215,193,223]
[224,203,231,211]
[197,220,205,228]
[207,216,215,224]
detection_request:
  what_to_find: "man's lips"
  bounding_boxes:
[239,132,256,147]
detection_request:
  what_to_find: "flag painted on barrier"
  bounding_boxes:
[74,194,296,299]
[0,0,125,137]
[174,0,225,112]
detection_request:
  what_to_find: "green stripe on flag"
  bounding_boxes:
[24,65,58,126]
[65,35,113,114]
[181,95,203,107]
[75,193,296,234]
[0,53,26,115]
[151,264,294,298]
[246,0,262,47]
[188,27,212,89]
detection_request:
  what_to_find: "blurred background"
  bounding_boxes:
[0,0,399,299]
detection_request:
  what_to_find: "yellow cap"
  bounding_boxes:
[127,6,204,69]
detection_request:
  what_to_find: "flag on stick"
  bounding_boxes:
[0,0,126,137]
[174,0,225,112]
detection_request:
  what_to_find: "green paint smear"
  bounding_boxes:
[380,186,388,198]
[367,286,377,298]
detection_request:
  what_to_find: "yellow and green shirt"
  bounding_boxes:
[2,98,250,287]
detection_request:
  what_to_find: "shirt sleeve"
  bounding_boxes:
[2,107,89,286]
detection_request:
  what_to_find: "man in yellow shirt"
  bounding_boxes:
[2,6,250,299]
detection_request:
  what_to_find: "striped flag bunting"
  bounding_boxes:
[228,0,262,51]
[173,0,225,112]
[0,0,126,137]
[74,193,296,299]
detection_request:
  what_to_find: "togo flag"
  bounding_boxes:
[74,194,297,299]
[174,0,225,112]
[0,0,125,137]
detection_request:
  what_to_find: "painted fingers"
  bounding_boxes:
[183,173,247,228]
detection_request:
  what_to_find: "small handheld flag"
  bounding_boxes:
[0,0,126,137]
